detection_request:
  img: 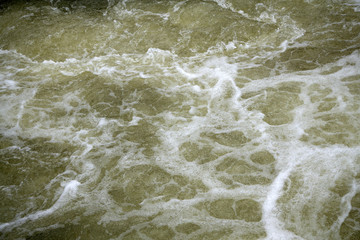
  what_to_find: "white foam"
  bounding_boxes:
[224,41,237,51]
[192,85,201,92]
[59,70,76,76]
[0,180,80,232]
[330,180,359,238]
[98,118,108,127]
[259,11,277,23]
[279,40,289,53]
[0,1,359,238]
[263,168,304,240]
[0,79,18,90]
[176,66,201,79]
[129,116,142,126]
[347,0,360,11]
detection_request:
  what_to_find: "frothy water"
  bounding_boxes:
[0,0,359,239]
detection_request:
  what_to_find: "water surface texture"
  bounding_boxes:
[1,0,360,239]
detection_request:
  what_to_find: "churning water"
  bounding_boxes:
[0,0,360,239]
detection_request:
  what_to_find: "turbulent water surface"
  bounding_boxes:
[1,0,360,239]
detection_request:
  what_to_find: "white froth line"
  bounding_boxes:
[0,180,80,232]
[263,168,305,240]
[175,66,200,79]
[330,179,360,238]
[1,80,18,89]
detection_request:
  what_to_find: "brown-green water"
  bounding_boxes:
[0,0,360,239]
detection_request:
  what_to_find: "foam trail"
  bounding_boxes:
[329,180,359,239]
[0,180,80,232]
[263,169,304,240]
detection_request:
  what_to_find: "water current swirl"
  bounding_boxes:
[0,0,360,239]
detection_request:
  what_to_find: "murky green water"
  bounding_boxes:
[0,0,360,239]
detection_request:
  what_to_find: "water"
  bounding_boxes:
[0,0,359,239]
